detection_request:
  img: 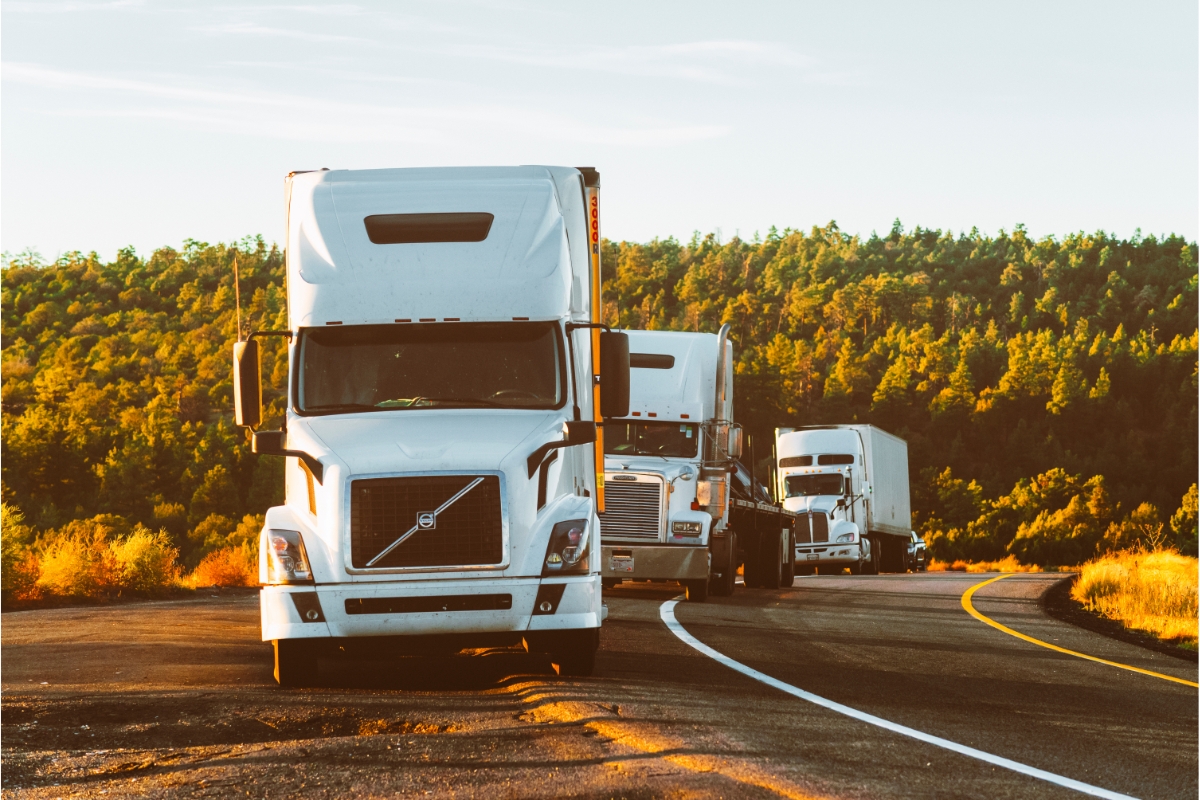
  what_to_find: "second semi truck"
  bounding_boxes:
[599,326,798,600]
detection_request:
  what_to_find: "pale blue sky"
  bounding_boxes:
[3,0,1197,260]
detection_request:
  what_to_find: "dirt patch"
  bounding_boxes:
[1042,575,1199,663]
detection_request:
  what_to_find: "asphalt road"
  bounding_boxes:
[2,573,1195,799]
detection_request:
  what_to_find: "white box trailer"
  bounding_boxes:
[775,425,911,574]
[231,166,632,685]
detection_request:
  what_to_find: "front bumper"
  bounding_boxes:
[261,574,600,642]
[793,545,860,566]
[600,544,710,581]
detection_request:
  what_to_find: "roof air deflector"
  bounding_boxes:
[364,212,495,244]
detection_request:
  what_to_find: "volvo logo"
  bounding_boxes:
[417,512,437,530]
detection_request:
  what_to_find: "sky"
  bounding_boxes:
[2,0,1197,261]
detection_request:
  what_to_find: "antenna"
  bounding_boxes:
[233,254,243,342]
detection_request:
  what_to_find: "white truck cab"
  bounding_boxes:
[776,425,911,575]
[232,166,630,685]
[599,327,797,599]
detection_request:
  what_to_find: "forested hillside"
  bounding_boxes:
[2,223,1197,569]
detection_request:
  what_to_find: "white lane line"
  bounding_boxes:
[659,599,1138,800]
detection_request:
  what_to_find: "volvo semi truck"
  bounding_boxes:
[599,327,798,601]
[775,425,911,574]
[233,166,630,685]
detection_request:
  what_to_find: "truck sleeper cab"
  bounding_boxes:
[233,166,630,685]
[598,327,796,601]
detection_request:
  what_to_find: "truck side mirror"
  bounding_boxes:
[599,331,630,418]
[563,420,597,445]
[233,340,262,428]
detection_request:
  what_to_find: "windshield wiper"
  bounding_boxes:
[305,403,378,413]
[375,396,509,408]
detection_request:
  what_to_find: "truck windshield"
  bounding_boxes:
[784,473,845,497]
[298,322,563,414]
[605,422,698,458]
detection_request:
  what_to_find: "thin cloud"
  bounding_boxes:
[438,40,813,84]
[193,21,367,43]
[3,62,729,146]
[5,0,142,12]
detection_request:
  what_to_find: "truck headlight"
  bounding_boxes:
[263,529,313,584]
[671,521,703,535]
[543,519,589,575]
[836,532,856,543]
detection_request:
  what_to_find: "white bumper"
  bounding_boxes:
[261,574,601,642]
[794,544,860,566]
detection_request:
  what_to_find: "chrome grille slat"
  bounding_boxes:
[599,481,662,540]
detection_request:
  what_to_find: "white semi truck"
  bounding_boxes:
[775,425,911,574]
[232,166,631,685]
[599,327,799,600]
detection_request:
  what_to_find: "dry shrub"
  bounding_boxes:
[35,518,181,598]
[37,529,119,597]
[188,542,257,588]
[1072,549,1198,644]
[110,529,180,594]
[927,555,1044,573]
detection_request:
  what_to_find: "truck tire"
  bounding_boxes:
[882,535,906,573]
[742,534,761,588]
[549,628,599,677]
[780,529,795,586]
[761,532,783,590]
[863,537,880,575]
[710,533,737,597]
[273,639,319,688]
[684,579,709,602]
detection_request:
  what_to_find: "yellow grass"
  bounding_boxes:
[927,555,1045,573]
[1072,549,1198,645]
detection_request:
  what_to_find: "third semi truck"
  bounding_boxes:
[775,425,911,574]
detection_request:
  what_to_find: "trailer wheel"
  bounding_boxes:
[684,579,709,602]
[780,529,795,586]
[550,628,599,677]
[761,532,784,590]
[742,535,761,588]
[710,533,737,597]
[273,639,319,688]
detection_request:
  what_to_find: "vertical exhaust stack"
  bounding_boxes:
[714,323,731,423]
[698,323,734,517]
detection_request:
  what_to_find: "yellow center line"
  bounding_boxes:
[961,574,1199,688]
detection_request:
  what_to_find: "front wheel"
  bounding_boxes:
[861,538,880,575]
[549,628,599,677]
[684,579,709,602]
[710,533,737,597]
[273,639,319,688]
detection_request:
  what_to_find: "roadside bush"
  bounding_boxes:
[1072,549,1198,644]
[1,504,41,601]
[110,528,180,594]
[37,527,118,597]
[187,542,257,588]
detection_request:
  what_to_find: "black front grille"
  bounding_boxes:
[351,475,503,569]
[345,594,512,615]
[795,512,830,544]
